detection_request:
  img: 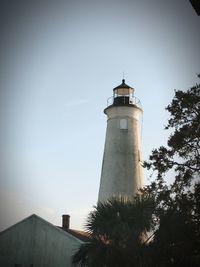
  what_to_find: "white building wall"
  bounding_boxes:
[98,105,144,202]
[0,217,34,266]
[0,215,83,267]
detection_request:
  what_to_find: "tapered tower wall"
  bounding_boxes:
[98,104,144,203]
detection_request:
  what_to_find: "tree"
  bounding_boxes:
[144,77,200,266]
[72,194,155,267]
[145,82,200,194]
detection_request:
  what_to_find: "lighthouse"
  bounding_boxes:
[98,79,144,203]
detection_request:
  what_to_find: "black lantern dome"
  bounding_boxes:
[113,79,134,105]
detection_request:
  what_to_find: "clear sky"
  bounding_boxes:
[0,0,200,231]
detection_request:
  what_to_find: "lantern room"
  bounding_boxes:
[113,79,134,105]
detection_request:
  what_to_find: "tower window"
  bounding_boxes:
[120,119,128,129]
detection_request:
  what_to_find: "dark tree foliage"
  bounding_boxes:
[144,78,200,266]
[72,195,155,267]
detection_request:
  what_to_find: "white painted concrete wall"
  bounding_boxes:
[0,215,83,267]
[98,105,144,203]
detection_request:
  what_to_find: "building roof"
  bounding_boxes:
[0,214,90,243]
[113,79,133,90]
[59,228,90,242]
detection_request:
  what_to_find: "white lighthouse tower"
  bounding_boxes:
[98,79,144,203]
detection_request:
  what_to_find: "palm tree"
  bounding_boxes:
[72,193,155,267]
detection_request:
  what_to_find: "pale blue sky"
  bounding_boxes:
[0,0,200,230]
